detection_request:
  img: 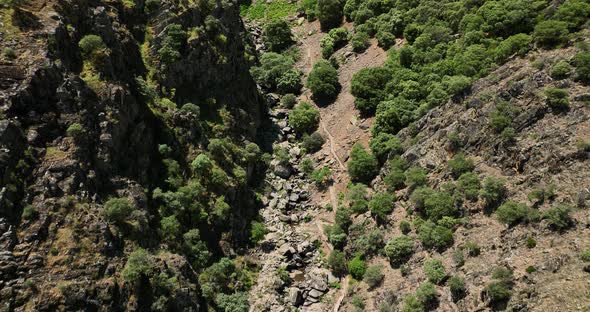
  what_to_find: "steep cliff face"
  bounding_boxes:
[0,0,264,310]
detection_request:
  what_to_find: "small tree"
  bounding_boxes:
[328,250,347,276]
[423,259,446,285]
[418,221,454,251]
[480,177,507,210]
[405,167,428,189]
[289,102,320,134]
[369,193,395,223]
[533,20,569,47]
[351,31,370,52]
[302,132,325,153]
[543,204,574,231]
[573,52,590,83]
[103,197,133,224]
[348,255,367,280]
[263,20,293,52]
[495,201,535,226]
[457,172,481,201]
[448,276,466,302]
[317,0,343,31]
[122,248,155,284]
[369,133,402,163]
[363,265,384,288]
[66,123,84,140]
[307,60,340,102]
[79,35,106,58]
[160,215,181,239]
[384,235,414,266]
[550,60,572,80]
[545,88,569,111]
[348,144,378,183]
[448,153,475,179]
[250,221,267,243]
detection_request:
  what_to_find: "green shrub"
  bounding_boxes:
[263,20,293,52]
[250,53,295,90]
[448,276,466,302]
[348,255,367,280]
[277,69,302,94]
[543,204,574,231]
[78,35,106,58]
[311,166,332,186]
[328,250,347,276]
[300,157,314,176]
[216,292,249,312]
[144,0,160,14]
[405,167,428,189]
[160,215,181,239]
[494,33,532,62]
[551,60,572,80]
[573,52,590,83]
[369,133,402,163]
[158,24,186,65]
[448,153,475,179]
[376,31,395,48]
[490,101,515,133]
[363,265,384,288]
[317,0,343,30]
[484,267,513,307]
[410,186,435,212]
[335,206,352,230]
[3,47,16,59]
[415,282,438,307]
[103,197,133,224]
[495,201,536,226]
[302,132,325,153]
[452,249,465,267]
[307,60,340,102]
[122,248,155,283]
[328,27,348,47]
[351,295,365,311]
[399,220,411,234]
[183,229,211,269]
[351,66,391,115]
[526,236,537,248]
[418,220,454,251]
[349,228,384,256]
[351,31,370,52]
[199,258,236,300]
[320,35,335,58]
[423,258,446,285]
[545,87,570,111]
[66,123,84,139]
[580,249,590,262]
[289,102,320,134]
[347,183,369,214]
[424,191,458,221]
[464,241,481,257]
[457,172,481,201]
[384,235,414,266]
[384,163,406,191]
[21,205,38,221]
[369,192,395,223]
[533,20,569,47]
[281,93,297,108]
[348,144,379,183]
[250,221,267,243]
[301,0,318,20]
[192,154,213,175]
[480,177,507,210]
[402,295,423,312]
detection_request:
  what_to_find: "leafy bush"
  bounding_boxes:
[250,221,267,243]
[328,27,348,46]
[369,133,402,163]
[281,93,297,108]
[405,167,428,189]
[526,236,537,248]
[551,60,572,80]
[301,0,318,20]
[448,276,466,302]
[464,241,481,257]
[317,0,343,30]
[399,220,411,234]
[122,248,155,283]
[347,183,369,214]
[307,60,340,102]
[376,31,396,48]
[545,88,569,111]
[415,282,438,308]
[351,31,370,52]
[423,258,446,285]
[199,258,236,300]
[302,132,325,153]
[349,228,384,256]
[480,177,507,210]
[66,123,84,139]
[533,20,569,47]
[424,191,458,221]
[448,153,475,179]
[351,67,391,115]
[289,102,320,134]
[348,255,367,280]
[263,20,293,52]
[363,265,384,288]
[484,267,513,308]
[160,215,181,239]
[328,250,347,276]
[418,220,454,251]
[250,53,295,90]
[21,205,38,220]
[191,154,213,175]
[384,167,406,191]
[495,201,536,226]
[158,24,186,66]
[494,33,532,62]
[183,229,211,269]
[573,52,590,83]
[580,249,590,262]
[543,204,574,231]
[3,47,16,59]
[277,69,302,94]
[554,0,590,30]
[457,172,481,201]
[79,35,106,58]
[311,166,332,186]
[384,235,414,266]
[320,35,335,58]
[103,197,133,224]
[348,144,379,183]
[335,206,352,230]
[216,292,249,312]
[144,0,160,14]
[410,186,435,212]
[300,157,314,176]
[369,192,395,223]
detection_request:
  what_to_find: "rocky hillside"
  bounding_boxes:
[0,0,267,310]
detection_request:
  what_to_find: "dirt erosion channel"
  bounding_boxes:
[248,19,389,311]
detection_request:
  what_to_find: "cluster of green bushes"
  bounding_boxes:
[307,59,340,103]
[341,0,590,141]
[321,27,349,58]
[251,52,302,95]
